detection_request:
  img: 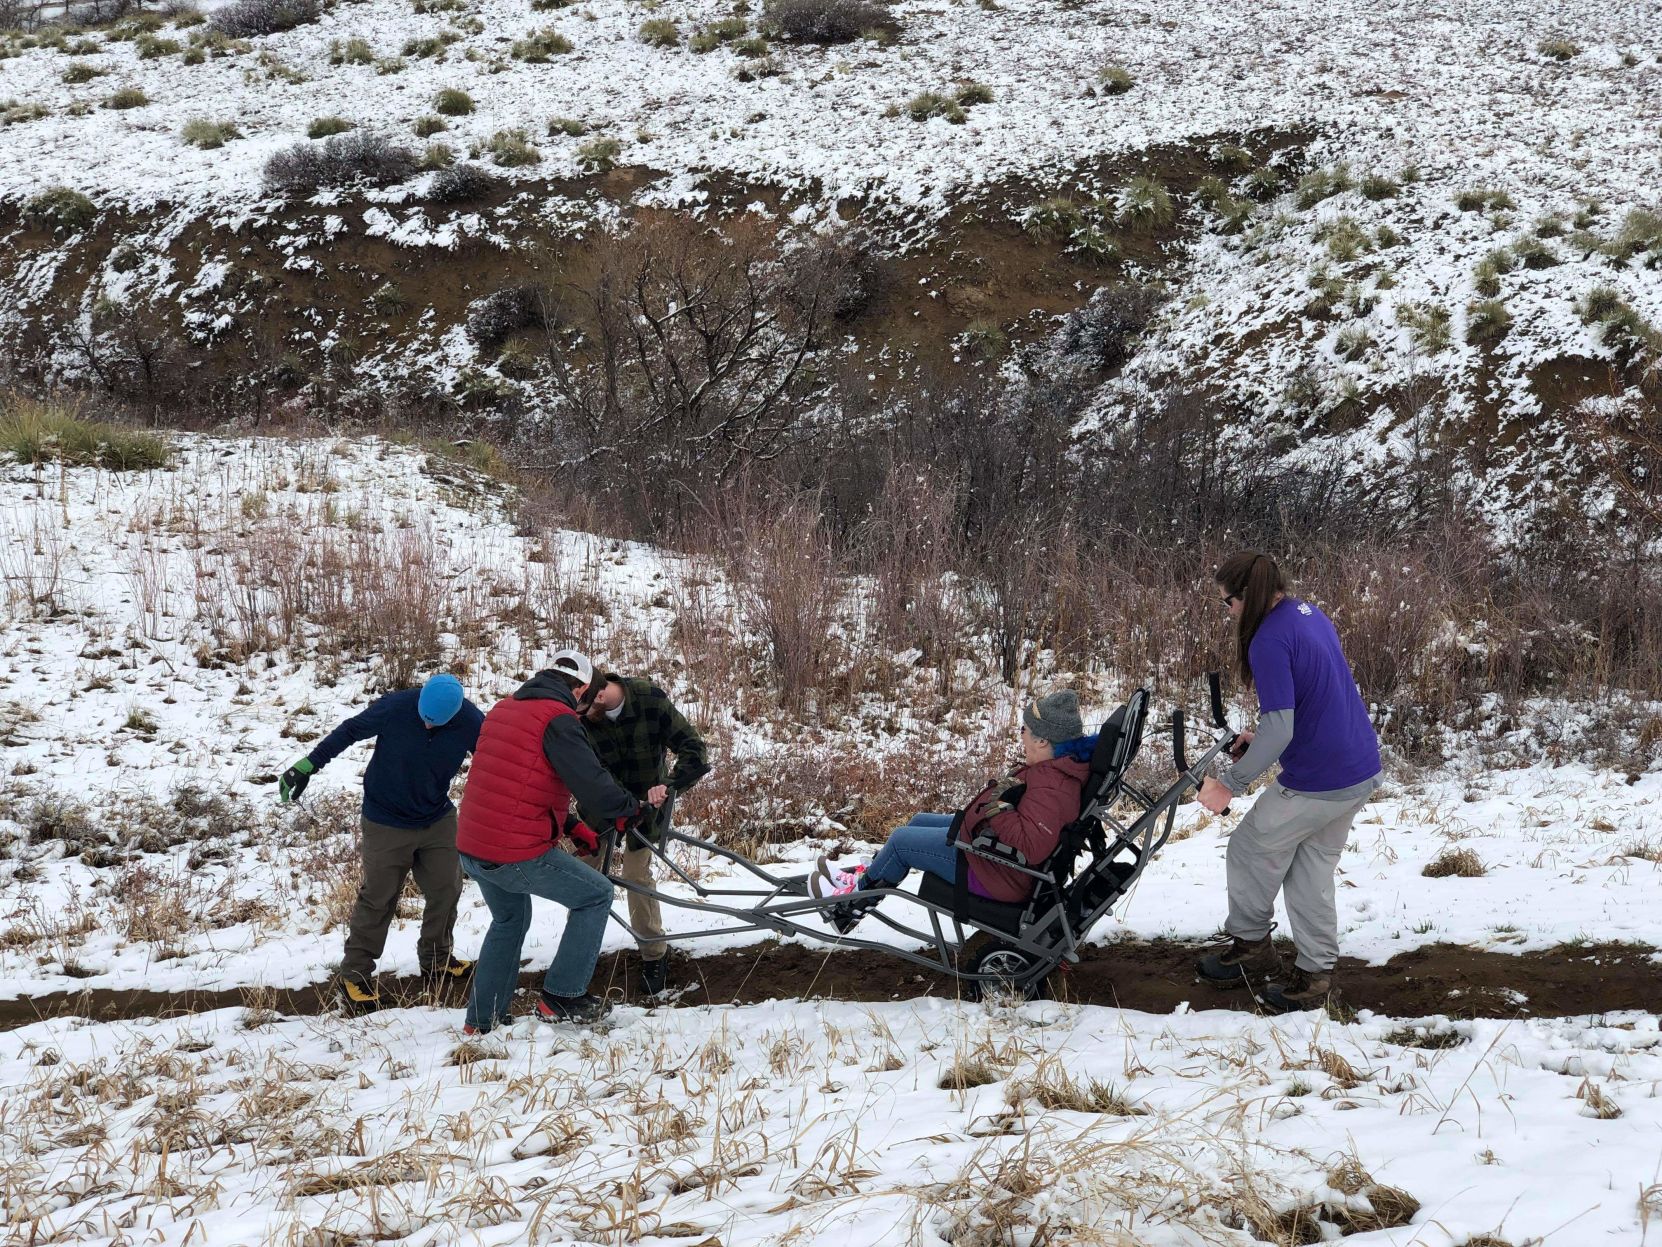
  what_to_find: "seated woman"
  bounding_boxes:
[809,691,1096,930]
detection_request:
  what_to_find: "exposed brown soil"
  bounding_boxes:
[0,938,1654,1031]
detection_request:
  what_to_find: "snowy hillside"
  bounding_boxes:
[0,0,1658,523]
[2,436,1659,1004]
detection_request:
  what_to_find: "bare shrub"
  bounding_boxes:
[1053,282,1167,372]
[263,130,417,191]
[725,493,841,713]
[858,467,965,694]
[428,161,498,203]
[537,218,851,531]
[209,0,317,37]
[764,0,893,44]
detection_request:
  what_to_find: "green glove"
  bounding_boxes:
[279,757,316,804]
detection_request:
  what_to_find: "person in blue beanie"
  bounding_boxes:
[279,673,485,1013]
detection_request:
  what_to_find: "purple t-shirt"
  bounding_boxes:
[1249,598,1380,793]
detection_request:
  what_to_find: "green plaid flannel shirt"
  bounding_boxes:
[580,677,710,842]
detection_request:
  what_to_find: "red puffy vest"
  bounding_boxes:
[457,696,576,864]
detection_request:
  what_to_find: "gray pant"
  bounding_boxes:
[1225,782,1370,972]
[341,811,461,984]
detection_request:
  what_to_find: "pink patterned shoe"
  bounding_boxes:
[810,856,865,899]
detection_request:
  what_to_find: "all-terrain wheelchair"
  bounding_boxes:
[597,677,1236,999]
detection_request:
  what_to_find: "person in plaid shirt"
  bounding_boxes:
[577,664,711,995]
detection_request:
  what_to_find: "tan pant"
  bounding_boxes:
[617,845,667,961]
[342,812,460,984]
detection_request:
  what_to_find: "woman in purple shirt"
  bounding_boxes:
[1195,551,1381,1012]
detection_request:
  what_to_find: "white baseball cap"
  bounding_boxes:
[549,648,594,686]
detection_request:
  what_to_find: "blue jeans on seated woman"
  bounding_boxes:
[865,813,960,888]
[460,846,613,1032]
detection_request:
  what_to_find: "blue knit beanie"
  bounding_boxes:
[418,674,464,727]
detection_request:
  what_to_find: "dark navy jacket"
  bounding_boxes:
[307,688,484,828]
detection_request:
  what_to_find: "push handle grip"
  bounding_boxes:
[1208,671,1227,729]
[1172,710,1188,775]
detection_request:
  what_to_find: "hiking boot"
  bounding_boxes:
[1260,967,1333,1014]
[535,991,611,1025]
[462,1014,512,1037]
[639,954,670,996]
[1196,932,1282,988]
[423,955,475,984]
[339,978,381,1014]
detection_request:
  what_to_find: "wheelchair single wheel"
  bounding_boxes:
[964,938,1051,1003]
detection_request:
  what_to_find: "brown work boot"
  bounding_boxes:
[1196,932,1283,988]
[1260,966,1333,1014]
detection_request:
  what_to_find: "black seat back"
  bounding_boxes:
[1080,688,1149,815]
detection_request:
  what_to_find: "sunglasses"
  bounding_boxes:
[1220,593,1240,607]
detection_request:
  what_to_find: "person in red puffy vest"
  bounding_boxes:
[457,650,641,1029]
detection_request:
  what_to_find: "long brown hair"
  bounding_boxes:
[1216,551,1288,686]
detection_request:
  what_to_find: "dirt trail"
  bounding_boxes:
[0,939,1652,1031]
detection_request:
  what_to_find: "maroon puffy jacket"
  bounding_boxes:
[956,755,1090,902]
[458,673,637,864]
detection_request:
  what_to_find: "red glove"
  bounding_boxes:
[566,821,598,855]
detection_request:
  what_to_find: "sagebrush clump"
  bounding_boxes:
[182,118,241,148]
[433,87,473,115]
[639,17,679,47]
[104,86,149,109]
[1116,175,1173,231]
[764,0,893,45]
[307,115,353,139]
[23,187,96,236]
[576,135,620,171]
[1098,63,1133,94]
[264,131,417,191]
[210,0,319,38]
[485,128,541,167]
[512,26,572,60]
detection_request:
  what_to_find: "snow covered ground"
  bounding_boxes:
[1,435,1659,1002]
[4,995,1660,1246]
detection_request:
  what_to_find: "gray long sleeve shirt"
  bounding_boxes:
[1220,707,1379,801]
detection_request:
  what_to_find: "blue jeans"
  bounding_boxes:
[460,846,613,1030]
[866,813,960,887]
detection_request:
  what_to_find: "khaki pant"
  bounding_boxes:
[1225,782,1370,973]
[341,811,461,984]
[618,845,667,961]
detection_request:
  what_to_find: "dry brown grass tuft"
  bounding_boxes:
[1325,1160,1421,1232]
[511,1114,592,1160]
[940,1055,1005,1091]
[1314,1048,1366,1089]
[1238,1194,1326,1246]
[1008,1060,1144,1115]
[1382,1024,1466,1049]
[1578,1077,1623,1119]
[288,1151,443,1198]
[1422,846,1486,878]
